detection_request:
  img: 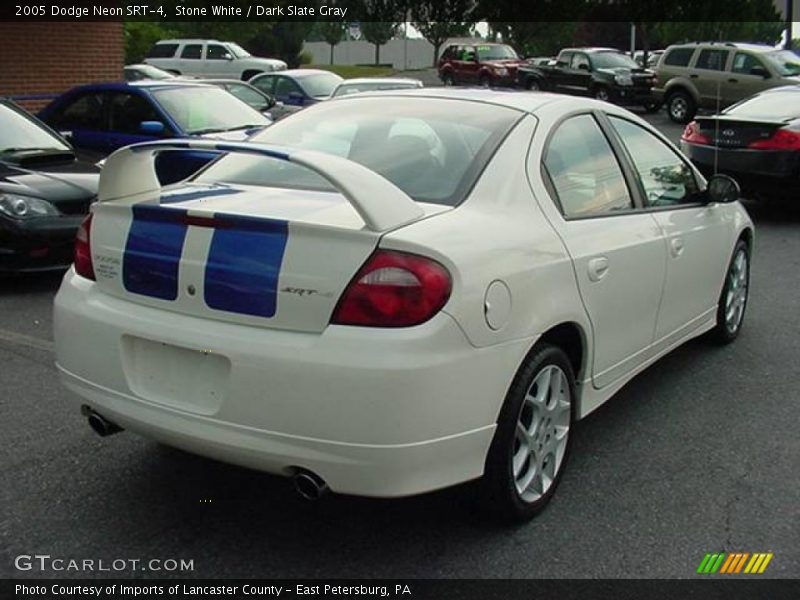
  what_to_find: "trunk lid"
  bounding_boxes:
[696,115,786,149]
[90,182,447,333]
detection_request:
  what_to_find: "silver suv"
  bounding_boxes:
[655,42,800,123]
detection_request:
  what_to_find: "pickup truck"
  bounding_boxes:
[516,47,660,111]
[144,39,286,81]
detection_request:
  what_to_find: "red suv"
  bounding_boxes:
[438,43,525,87]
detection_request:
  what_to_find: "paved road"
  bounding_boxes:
[1,111,798,580]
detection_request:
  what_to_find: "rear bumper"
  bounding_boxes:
[54,270,534,497]
[682,142,800,197]
[0,215,83,273]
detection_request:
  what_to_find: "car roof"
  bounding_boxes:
[156,39,221,44]
[259,69,337,78]
[563,47,620,54]
[668,42,776,52]
[63,81,215,94]
[334,87,592,114]
[338,78,421,85]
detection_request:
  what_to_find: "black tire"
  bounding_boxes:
[593,85,611,102]
[242,70,262,81]
[166,70,181,76]
[442,72,455,87]
[643,100,662,113]
[525,78,542,91]
[479,344,576,522]
[666,90,696,124]
[708,239,750,345]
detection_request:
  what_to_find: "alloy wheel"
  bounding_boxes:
[724,247,749,334]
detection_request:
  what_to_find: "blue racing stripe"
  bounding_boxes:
[123,205,188,301]
[204,213,288,318]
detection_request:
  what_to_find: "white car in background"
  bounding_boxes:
[330,77,423,98]
[54,90,752,521]
[144,39,287,80]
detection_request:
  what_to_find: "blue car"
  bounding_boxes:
[39,81,270,183]
[249,69,343,108]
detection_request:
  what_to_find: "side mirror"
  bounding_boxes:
[749,66,769,78]
[707,174,740,204]
[224,53,233,61]
[139,121,165,135]
[265,95,276,109]
[578,63,590,71]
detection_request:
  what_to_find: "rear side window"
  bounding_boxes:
[147,43,178,58]
[181,44,203,59]
[543,114,632,218]
[48,93,105,130]
[695,49,728,71]
[663,48,694,67]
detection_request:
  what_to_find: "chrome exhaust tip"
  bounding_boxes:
[292,470,329,501]
[82,405,123,437]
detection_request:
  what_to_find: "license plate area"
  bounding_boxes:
[121,335,230,415]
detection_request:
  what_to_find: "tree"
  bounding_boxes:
[315,21,346,64]
[361,21,400,65]
[346,0,407,65]
[491,22,577,57]
[248,22,315,68]
[124,22,174,63]
[410,0,476,66]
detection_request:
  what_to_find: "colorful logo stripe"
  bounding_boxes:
[697,552,773,574]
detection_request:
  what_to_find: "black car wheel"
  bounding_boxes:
[479,74,491,88]
[526,78,542,91]
[593,86,611,102]
[709,239,750,344]
[667,90,696,124]
[643,100,662,113]
[442,72,455,86]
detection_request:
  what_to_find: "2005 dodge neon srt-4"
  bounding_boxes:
[54,89,753,521]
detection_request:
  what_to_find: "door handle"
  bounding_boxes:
[587,257,609,282]
[670,237,685,258]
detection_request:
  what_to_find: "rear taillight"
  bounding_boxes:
[74,213,95,281]
[331,250,451,327]
[748,128,800,150]
[681,121,711,145]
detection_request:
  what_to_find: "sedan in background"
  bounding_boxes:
[680,85,800,199]
[249,69,343,108]
[0,99,98,273]
[55,90,751,522]
[123,64,176,82]
[38,81,269,183]
[330,78,423,98]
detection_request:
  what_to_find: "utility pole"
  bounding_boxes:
[787,0,794,50]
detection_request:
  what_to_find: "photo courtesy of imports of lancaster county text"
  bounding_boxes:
[0,0,799,597]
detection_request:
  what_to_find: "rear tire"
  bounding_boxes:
[479,74,491,88]
[593,86,611,102]
[478,344,575,522]
[525,78,542,91]
[442,72,455,86]
[667,90,696,124]
[708,240,750,344]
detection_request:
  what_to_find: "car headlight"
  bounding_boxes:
[615,74,634,86]
[494,67,508,75]
[0,194,60,219]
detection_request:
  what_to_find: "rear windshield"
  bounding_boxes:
[195,97,521,206]
[297,73,343,98]
[725,90,800,120]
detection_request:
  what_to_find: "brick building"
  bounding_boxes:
[0,22,124,111]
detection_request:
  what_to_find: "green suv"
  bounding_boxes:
[655,42,800,123]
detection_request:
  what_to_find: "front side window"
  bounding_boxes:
[250,75,276,95]
[275,77,302,97]
[180,44,203,59]
[609,116,701,207]
[49,93,105,130]
[206,45,230,60]
[571,53,591,70]
[543,114,632,218]
[225,84,270,111]
[695,49,728,71]
[108,93,163,134]
[195,97,521,207]
[732,52,765,75]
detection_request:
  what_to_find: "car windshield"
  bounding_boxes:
[763,50,800,76]
[476,45,518,60]
[725,89,800,119]
[152,86,269,134]
[224,84,270,111]
[332,81,419,97]
[226,43,251,58]
[0,103,70,155]
[297,73,344,98]
[194,97,521,206]
[130,65,174,80]
[591,52,639,69]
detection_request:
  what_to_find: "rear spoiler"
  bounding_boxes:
[97,140,425,232]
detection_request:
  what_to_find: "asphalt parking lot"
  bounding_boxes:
[1,110,798,580]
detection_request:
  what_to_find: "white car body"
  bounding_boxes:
[330,77,424,98]
[144,39,287,80]
[54,90,753,504]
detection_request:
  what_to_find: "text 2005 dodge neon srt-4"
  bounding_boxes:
[55,89,753,521]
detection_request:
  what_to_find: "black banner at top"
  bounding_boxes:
[1,0,793,22]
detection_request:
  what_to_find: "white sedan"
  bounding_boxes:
[54,89,753,521]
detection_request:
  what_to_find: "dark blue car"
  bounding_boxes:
[248,69,343,108]
[39,81,269,183]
